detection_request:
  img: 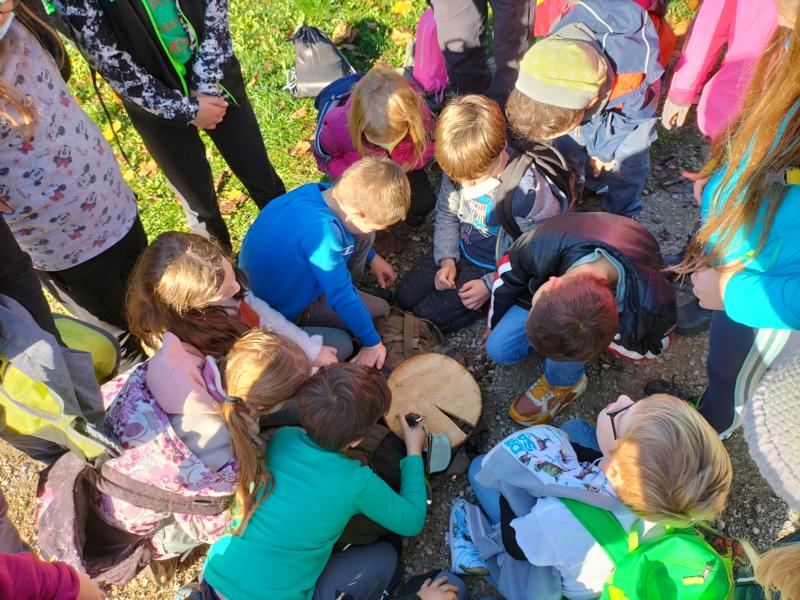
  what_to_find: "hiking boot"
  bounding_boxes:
[509,374,588,425]
[676,299,712,335]
[644,377,701,406]
[448,499,489,576]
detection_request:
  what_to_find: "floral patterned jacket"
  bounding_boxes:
[94,365,237,551]
[53,0,232,123]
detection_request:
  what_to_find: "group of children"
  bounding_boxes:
[1,0,799,597]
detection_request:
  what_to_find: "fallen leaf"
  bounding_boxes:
[137,159,158,178]
[214,168,232,194]
[671,18,691,37]
[688,0,699,9]
[288,139,311,157]
[391,0,413,15]
[219,192,247,215]
[247,72,260,88]
[331,20,358,45]
[390,27,413,46]
[290,106,309,120]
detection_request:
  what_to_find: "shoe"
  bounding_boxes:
[448,499,489,575]
[644,377,700,407]
[509,374,588,425]
[676,299,712,335]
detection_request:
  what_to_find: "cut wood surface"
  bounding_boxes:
[386,353,482,447]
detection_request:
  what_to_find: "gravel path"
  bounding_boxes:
[1,122,796,599]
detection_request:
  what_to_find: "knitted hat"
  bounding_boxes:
[515,38,609,110]
[742,351,800,510]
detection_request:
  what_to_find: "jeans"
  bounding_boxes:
[485,305,586,387]
[560,418,600,452]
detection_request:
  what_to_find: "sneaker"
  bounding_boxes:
[675,299,712,335]
[509,374,588,425]
[448,499,489,575]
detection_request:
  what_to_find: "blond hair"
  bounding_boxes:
[610,394,732,525]
[349,65,430,168]
[220,329,310,535]
[435,95,507,182]
[0,2,66,139]
[126,232,250,358]
[755,542,800,599]
[332,156,411,225]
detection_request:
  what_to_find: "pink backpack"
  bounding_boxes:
[413,8,449,100]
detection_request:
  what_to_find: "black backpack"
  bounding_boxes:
[494,142,579,241]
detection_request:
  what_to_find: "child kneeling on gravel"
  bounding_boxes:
[395,94,567,333]
[202,364,429,600]
[449,393,732,600]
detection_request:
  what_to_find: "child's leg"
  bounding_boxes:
[487,0,534,105]
[406,170,436,223]
[395,252,440,312]
[468,455,501,524]
[429,0,491,95]
[313,541,399,600]
[301,327,354,360]
[485,305,534,365]
[560,418,600,452]
[207,57,286,210]
[600,116,657,217]
[543,359,586,387]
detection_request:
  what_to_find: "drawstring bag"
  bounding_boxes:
[412,8,449,101]
[285,25,355,98]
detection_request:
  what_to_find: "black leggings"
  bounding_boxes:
[407,169,436,222]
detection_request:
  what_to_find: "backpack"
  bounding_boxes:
[286,25,356,98]
[375,308,465,373]
[493,142,579,241]
[312,72,364,165]
[560,498,733,600]
[412,8,449,101]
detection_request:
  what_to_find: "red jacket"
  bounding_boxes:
[0,553,80,600]
[314,95,435,179]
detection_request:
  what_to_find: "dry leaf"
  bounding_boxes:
[670,18,691,37]
[247,72,259,88]
[219,192,247,216]
[214,168,232,194]
[391,0,413,15]
[137,159,158,178]
[688,0,699,9]
[288,139,311,157]
[291,106,309,120]
[331,20,358,45]
[390,27,413,45]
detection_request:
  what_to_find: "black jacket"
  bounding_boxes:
[489,212,676,357]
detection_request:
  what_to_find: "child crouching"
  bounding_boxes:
[452,394,732,600]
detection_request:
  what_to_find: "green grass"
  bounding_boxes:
[66,0,426,249]
[66,0,696,252]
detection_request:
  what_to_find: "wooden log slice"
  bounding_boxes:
[385,353,482,447]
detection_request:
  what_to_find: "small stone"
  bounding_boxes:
[752,527,760,535]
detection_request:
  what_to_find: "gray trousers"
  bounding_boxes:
[430,0,535,105]
[0,490,29,554]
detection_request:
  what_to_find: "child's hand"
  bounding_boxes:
[191,94,228,129]
[76,571,106,600]
[589,156,616,177]
[397,412,426,456]
[691,266,737,311]
[682,171,710,206]
[370,255,397,289]
[458,280,490,310]
[350,342,387,369]
[434,258,457,291]
[661,98,691,130]
[417,576,460,600]
[312,345,338,367]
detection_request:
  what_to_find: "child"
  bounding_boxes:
[0,549,105,600]
[506,0,663,218]
[126,231,349,364]
[95,330,311,561]
[202,363,428,600]
[238,157,410,370]
[314,65,435,224]
[455,394,732,599]
[396,94,567,332]
[52,0,285,249]
[661,0,777,138]
[0,3,146,371]
[485,212,675,424]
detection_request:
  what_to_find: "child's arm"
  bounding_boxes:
[52,0,199,124]
[243,291,327,364]
[190,0,233,97]
[488,247,536,330]
[0,552,97,600]
[433,176,462,267]
[723,269,800,330]
[315,106,358,179]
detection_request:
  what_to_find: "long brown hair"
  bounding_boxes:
[348,65,430,170]
[676,11,800,275]
[125,232,249,358]
[0,2,66,139]
[220,330,310,535]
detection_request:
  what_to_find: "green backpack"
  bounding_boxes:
[560,498,733,600]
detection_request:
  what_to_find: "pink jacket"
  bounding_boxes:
[314,95,435,179]
[666,0,777,138]
[0,553,79,600]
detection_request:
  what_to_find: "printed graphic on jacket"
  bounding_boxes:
[458,178,502,269]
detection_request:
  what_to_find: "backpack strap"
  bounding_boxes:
[559,497,631,566]
[90,462,232,516]
[494,152,535,241]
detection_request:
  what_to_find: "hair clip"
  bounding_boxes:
[765,167,800,187]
